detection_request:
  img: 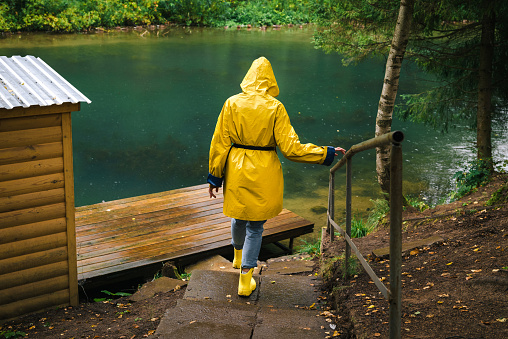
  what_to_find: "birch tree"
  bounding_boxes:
[375,0,414,194]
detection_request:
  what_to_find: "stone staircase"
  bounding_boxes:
[155,255,332,338]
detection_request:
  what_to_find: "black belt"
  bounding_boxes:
[232,143,276,151]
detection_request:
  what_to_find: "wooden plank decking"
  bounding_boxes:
[75,184,314,281]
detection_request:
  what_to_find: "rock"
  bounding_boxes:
[130,277,187,302]
[161,261,181,279]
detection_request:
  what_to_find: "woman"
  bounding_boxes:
[207,56,345,297]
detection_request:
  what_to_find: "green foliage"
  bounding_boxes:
[178,272,192,280]
[311,0,398,64]
[404,194,429,212]
[350,216,371,238]
[366,198,389,227]
[449,158,492,201]
[341,254,360,279]
[336,199,389,240]
[486,181,508,206]
[93,289,132,302]
[296,236,321,257]
[101,289,132,297]
[322,253,360,281]
[227,0,312,27]
[0,330,27,338]
[0,0,317,32]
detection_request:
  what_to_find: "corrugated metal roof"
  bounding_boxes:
[0,55,91,110]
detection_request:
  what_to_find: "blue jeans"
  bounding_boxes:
[231,218,266,269]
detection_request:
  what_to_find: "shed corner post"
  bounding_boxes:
[62,111,79,306]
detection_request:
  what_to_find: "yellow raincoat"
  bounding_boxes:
[208,57,335,221]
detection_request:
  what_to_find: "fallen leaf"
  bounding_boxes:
[333,330,341,337]
[446,262,453,265]
[410,249,419,255]
[189,320,196,324]
[374,333,381,337]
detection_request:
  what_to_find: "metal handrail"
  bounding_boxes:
[326,130,404,339]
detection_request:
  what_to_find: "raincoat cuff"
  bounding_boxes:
[207,173,223,187]
[322,146,335,166]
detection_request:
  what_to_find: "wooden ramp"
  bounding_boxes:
[75,184,314,282]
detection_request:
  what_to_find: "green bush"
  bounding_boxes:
[350,216,371,238]
[404,194,429,212]
[449,158,492,201]
[296,236,321,257]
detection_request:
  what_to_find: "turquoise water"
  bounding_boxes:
[2,27,506,236]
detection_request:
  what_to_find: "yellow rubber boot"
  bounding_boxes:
[232,248,242,269]
[238,268,256,297]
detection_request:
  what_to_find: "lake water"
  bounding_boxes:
[2,27,506,240]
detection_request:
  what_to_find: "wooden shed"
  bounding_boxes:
[0,55,91,321]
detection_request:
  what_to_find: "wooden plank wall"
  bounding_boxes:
[0,110,78,321]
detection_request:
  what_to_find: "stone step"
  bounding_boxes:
[183,269,322,309]
[156,298,328,339]
[156,258,330,339]
[156,299,257,339]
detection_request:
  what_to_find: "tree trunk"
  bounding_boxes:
[477,0,495,170]
[375,0,415,195]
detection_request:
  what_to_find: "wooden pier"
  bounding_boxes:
[75,184,314,282]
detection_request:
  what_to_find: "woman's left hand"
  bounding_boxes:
[209,184,219,198]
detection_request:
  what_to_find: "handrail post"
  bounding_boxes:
[345,157,352,279]
[328,172,335,242]
[389,142,403,339]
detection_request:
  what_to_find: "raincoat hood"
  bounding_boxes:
[240,57,280,97]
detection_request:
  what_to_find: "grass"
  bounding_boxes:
[295,236,321,258]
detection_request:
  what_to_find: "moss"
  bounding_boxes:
[486,181,508,206]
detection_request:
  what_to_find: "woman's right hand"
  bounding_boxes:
[334,147,346,156]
